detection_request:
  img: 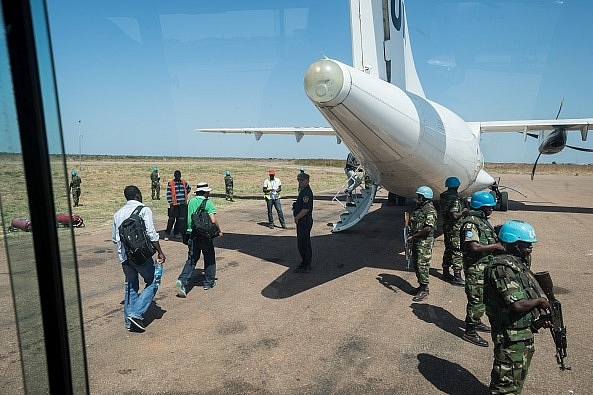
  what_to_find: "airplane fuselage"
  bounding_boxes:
[304,58,495,198]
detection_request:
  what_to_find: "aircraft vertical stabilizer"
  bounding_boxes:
[350,0,425,98]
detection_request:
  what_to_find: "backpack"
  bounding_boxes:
[118,205,156,265]
[191,199,219,240]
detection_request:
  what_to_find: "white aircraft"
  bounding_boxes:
[198,0,593,231]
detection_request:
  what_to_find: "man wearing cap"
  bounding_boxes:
[293,172,314,273]
[150,167,160,200]
[263,169,287,229]
[224,170,234,202]
[175,182,222,297]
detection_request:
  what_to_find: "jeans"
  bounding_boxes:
[178,237,216,287]
[266,198,285,226]
[122,259,158,329]
[297,215,313,266]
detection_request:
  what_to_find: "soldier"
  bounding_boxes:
[150,167,160,200]
[460,191,505,347]
[484,220,550,394]
[69,170,82,207]
[439,176,467,286]
[224,170,234,202]
[406,186,437,302]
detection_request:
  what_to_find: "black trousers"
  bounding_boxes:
[166,204,187,235]
[296,215,313,266]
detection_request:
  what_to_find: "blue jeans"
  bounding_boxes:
[266,198,285,226]
[122,259,158,329]
[178,237,216,287]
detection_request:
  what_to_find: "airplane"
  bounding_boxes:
[197,0,593,232]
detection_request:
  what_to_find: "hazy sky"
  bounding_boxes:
[41,0,593,163]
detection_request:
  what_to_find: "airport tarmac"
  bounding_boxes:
[1,173,592,394]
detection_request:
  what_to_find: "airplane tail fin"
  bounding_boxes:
[350,0,425,98]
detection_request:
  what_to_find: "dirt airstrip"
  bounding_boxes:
[1,172,592,394]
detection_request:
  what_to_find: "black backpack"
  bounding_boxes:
[118,205,156,265]
[191,199,219,240]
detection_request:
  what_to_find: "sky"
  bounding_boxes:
[33,0,593,163]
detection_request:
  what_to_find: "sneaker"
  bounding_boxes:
[281,224,288,229]
[175,280,187,298]
[203,281,216,290]
[475,322,492,333]
[268,224,275,229]
[127,316,146,332]
[462,332,489,347]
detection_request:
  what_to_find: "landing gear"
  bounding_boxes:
[489,183,508,212]
[387,192,406,206]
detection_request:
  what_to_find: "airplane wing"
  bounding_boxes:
[468,119,593,141]
[196,127,337,143]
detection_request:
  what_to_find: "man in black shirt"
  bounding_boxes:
[293,173,314,273]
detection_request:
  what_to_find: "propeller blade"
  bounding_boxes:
[530,152,542,181]
[555,97,564,120]
[526,133,539,139]
[566,145,593,153]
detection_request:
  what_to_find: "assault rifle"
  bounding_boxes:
[533,271,571,371]
[403,212,411,270]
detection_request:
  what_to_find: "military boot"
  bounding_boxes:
[412,284,429,302]
[462,324,489,347]
[475,322,491,332]
[451,271,465,286]
[442,267,454,281]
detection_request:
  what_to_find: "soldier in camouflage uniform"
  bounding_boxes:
[406,186,437,302]
[224,170,234,202]
[439,176,467,286]
[69,170,82,207]
[484,220,550,394]
[460,191,505,347]
[150,167,160,200]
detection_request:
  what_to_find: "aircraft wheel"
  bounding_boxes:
[499,191,508,212]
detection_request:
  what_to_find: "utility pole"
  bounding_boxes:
[78,120,82,169]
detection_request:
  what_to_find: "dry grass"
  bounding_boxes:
[2,155,592,238]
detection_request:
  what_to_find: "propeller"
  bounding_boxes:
[531,98,563,181]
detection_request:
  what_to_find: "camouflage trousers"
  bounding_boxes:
[442,223,463,272]
[72,188,81,206]
[225,186,233,201]
[489,336,535,394]
[463,259,488,324]
[412,237,434,286]
[151,182,160,199]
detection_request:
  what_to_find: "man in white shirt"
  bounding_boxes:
[112,185,165,332]
[263,169,287,229]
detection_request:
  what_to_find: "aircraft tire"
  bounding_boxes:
[499,191,508,212]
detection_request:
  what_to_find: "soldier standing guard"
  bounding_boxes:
[439,176,467,286]
[69,170,82,207]
[406,186,437,302]
[150,167,160,200]
[224,170,234,202]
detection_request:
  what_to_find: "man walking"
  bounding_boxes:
[165,170,191,240]
[293,172,313,273]
[176,182,223,297]
[263,169,286,229]
[112,185,165,332]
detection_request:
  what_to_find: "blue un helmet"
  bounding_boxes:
[416,186,433,199]
[71,170,77,176]
[470,191,496,209]
[153,167,158,171]
[445,176,460,188]
[225,170,231,176]
[498,220,537,244]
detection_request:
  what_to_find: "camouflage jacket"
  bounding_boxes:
[224,175,233,188]
[409,200,437,239]
[461,209,498,264]
[150,171,160,184]
[439,189,465,226]
[484,252,541,341]
[70,175,81,189]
